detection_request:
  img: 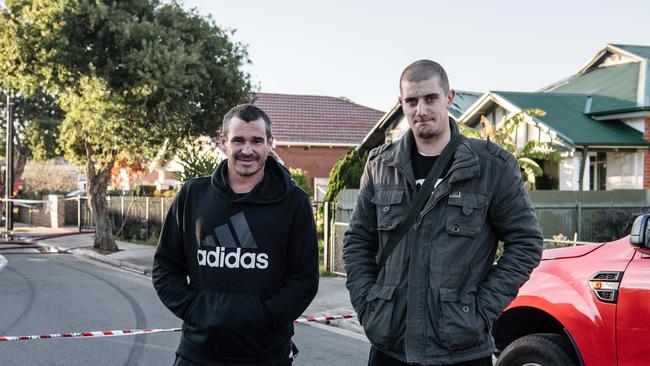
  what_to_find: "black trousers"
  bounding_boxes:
[368,347,493,366]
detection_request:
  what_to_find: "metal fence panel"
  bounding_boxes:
[332,223,348,276]
[334,189,650,242]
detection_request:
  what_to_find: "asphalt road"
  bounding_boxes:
[0,252,369,365]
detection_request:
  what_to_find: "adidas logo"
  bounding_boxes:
[197,247,268,269]
[197,212,269,270]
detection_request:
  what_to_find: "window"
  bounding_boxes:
[589,152,607,191]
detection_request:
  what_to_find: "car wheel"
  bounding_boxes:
[495,333,577,366]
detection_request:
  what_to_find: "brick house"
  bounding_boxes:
[253,93,384,199]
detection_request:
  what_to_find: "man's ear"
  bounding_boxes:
[219,133,226,149]
[398,96,404,108]
[447,89,456,107]
[268,136,274,148]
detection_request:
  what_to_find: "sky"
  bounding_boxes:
[184,0,650,112]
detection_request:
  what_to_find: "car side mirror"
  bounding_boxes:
[630,214,650,251]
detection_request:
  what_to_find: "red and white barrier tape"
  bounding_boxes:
[0,328,180,342]
[0,314,358,342]
[293,313,356,324]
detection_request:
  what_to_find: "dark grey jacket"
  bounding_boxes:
[343,121,543,364]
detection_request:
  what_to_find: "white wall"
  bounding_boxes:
[606,151,644,189]
[559,154,590,191]
[623,118,645,133]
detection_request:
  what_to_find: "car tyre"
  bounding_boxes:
[495,333,577,366]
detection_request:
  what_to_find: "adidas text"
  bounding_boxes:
[197,247,269,269]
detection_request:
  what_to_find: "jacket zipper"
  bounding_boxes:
[413,160,476,229]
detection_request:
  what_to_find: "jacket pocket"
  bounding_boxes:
[436,287,485,351]
[363,284,396,348]
[446,192,487,237]
[183,291,277,359]
[371,189,404,232]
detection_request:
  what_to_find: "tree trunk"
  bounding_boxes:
[85,142,118,252]
[13,150,30,185]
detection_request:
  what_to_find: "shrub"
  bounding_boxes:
[590,208,649,242]
[323,148,367,206]
[289,167,312,197]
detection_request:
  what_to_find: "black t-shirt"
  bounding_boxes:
[411,143,453,190]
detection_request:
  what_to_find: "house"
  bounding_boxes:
[252,93,384,199]
[459,44,650,190]
[361,44,650,191]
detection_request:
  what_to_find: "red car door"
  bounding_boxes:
[617,251,650,366]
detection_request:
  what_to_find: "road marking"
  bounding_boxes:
[0,255,7,271]
[27,258,48,262]
[301,321,370,343]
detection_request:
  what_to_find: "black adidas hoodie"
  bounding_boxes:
[152,157,319,365]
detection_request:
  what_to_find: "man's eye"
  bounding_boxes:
[407,99,418,106]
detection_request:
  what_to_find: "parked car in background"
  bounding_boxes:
[493,214,650,366]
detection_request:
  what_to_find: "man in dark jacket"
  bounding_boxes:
[344,60,543,365]
[153,104,319,366]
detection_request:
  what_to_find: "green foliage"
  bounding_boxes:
[457,122,481,139]
[479,109,563,189]
[324,148,367,206]
[0,0,253,248]
[289,167,312,197]
[1,0,253,164]
[173,138,222,182]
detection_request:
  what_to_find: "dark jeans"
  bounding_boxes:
[368,347,493,366]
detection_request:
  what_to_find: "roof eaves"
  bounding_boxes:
[491,92,576,147]
[576,44,645,75]
[589,105,650,118]
[358,102,402,154]
[457,92,494,123]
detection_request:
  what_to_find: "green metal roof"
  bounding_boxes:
[450,90,482,119]
[613,44,650,60]
[547,63,639,103]
[494,91,648,147]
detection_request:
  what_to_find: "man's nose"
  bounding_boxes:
[241,142,253,154]
[415,99,427,117]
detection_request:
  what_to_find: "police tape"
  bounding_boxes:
[0,314,358,342]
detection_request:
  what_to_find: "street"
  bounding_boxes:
[0,252,369,365]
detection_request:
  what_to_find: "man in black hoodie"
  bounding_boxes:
[153,104,319,366]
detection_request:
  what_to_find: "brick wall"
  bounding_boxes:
[275,146,351,187]
[645,118,650,189]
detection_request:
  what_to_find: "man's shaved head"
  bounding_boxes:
[399,60,449,94]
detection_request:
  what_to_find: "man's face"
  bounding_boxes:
[221,117,271,179]
[399,76,455,140]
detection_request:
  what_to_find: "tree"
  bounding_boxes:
[0,0,252,251]
[459,109,562,189]
[323,148,367,206]
[0,90,63,197]
[172,137,222,183]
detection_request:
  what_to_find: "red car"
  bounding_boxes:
[493,214,650,366]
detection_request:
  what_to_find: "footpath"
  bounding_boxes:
[5,224,364,336]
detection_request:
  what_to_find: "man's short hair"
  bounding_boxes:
[399,60,450,94]
[222,104,272,139]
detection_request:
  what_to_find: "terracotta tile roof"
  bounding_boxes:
[252,93,384,145]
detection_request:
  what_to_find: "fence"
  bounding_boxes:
[327,189,650,275]
[73,196,173,240]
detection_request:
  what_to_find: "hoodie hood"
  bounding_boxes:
[211,156,294,204]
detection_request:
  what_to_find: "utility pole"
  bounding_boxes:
[5,91,14,232]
